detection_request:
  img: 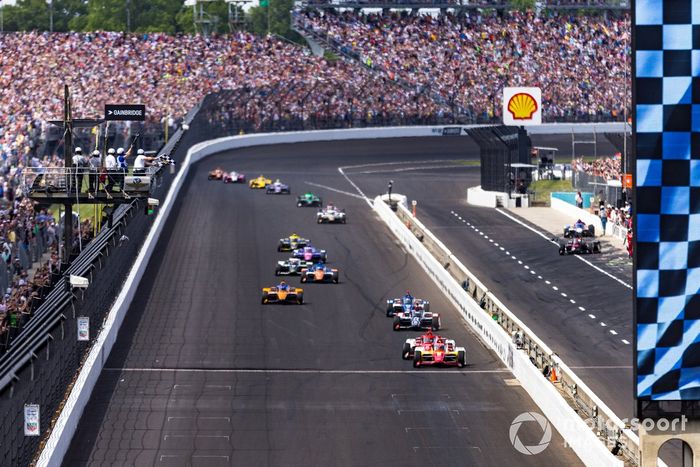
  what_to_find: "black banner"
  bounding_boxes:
[105,104,146,121]
[441,127,463,136]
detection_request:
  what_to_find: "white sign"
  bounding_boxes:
[503,87,542,126]
[77,317,89,341]
[24,404,40,436]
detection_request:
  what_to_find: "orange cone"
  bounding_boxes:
[550,367,559,383]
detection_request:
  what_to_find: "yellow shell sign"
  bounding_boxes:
[502,87,542,126]
[507,93,538,120]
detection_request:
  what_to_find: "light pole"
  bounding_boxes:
[388,180,393,203]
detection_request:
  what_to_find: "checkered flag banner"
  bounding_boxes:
[636,0,700,400]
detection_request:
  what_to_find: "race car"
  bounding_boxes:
[261,281,304,304]
[292,245,327,263]
[266,180,291,194]
[317,204,346,224]
[563,219,595,238]
[300,262,339,283]
[559,235,601,255]
[392,302,441,331]
[386,292,430,317]
[297,192,322,207]
[249,175,273,189]
[208,168,225,180]
[401,330,456,360]
[413,339,467,368]
[275,258,312,276]
[223,171,246,183]
[277,234,310,252]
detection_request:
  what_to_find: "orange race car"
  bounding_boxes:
[261,281,304,304]
[208,168,225,180]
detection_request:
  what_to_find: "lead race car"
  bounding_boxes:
[223,171,246,183]
[249,175,272,189]
[261,281,304,304]
[392,298,441,331]
[292,245,327,263]
[317,204,346,224]
[300,262,339,283]
[207,168,225,180]
[559,234,601,255]
[386,292,430,317]
[297,192,322,207]
[266,179,291,194]
[563,219,595,238]
[275,258,312,276]
[413,335,467,368]
[278,234,310,252]
[401,330,458,360]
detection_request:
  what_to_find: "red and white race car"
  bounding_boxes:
[224,171,246,183]
[406,331,466,368]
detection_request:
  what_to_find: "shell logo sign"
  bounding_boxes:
[503,87,542,126]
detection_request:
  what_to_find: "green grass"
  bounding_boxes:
[528,179,574,205]
[454,160,481,166]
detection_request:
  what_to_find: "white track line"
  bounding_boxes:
[304,181,366,200]
[495,209,632,290]
[105,367,509,375]
[337,166,372,207]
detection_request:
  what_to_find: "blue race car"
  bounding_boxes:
[292,245,327,263]
[266,180,290,194]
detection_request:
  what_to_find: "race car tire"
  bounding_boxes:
[300,276,307,283]
[588,224,595,236]
[559,246,565,255]
[275,267,282,276]
[457,350,466,368]
[424,303,430,313]
[332,273,339,284]
[593,243,601,253]
[392,317,401,331]
[386,307,394,317]
[402,342,411,360]
[317,218,323,224]
[431,316,441,331]
[413,351,422,368]
[342,218,347,224]
[277,245,283,252]
[261,294,267,304]
[208,175,213,180]
[297,294,304,305]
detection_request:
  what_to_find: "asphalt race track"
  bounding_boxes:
[63,137,582,467]
[344,162,634,419]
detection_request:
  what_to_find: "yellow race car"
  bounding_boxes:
[261,282,304,304]
[249,175,272,189]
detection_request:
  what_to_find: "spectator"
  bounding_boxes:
[575,191,583,209]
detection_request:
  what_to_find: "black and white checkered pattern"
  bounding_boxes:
[636,0,700,400]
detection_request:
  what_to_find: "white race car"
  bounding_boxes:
[317,204,346,224]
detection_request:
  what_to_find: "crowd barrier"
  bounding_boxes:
[34,122,633,466]
[377,195,639,465]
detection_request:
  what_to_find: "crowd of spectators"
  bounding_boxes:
[296,9,630,122]
[572,154,621,180]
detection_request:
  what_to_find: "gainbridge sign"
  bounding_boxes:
[503,87,542,126]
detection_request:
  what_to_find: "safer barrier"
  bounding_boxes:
[34,121,636,466]
[379,196,639,466]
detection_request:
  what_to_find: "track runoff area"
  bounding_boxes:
[64,137,583,466]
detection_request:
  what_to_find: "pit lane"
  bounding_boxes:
[63,137,580,466]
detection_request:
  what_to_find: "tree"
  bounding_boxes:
[248,0,295,38]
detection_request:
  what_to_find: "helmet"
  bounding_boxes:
[92,150,100,156]
[137,149,144,155]
[108,148,115,155]
[117,148,124,155]
[75,147,82,154]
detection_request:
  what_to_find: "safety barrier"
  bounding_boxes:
[34,122,635,466]
[376,195,639,466]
